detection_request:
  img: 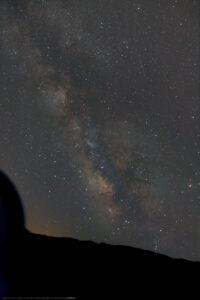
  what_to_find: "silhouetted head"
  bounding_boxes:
[0,170,25,259]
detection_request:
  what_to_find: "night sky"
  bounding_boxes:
[0,0,199,261]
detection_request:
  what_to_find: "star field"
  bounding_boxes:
[0,0,199,260]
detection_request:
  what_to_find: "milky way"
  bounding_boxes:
[0,0,199,260]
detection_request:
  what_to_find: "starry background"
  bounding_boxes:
[0,0,199,260]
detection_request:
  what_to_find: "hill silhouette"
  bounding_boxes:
[0,170,199,298]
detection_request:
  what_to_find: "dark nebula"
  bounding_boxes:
[0,0,199,260]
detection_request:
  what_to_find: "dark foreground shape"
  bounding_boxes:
[0,170,199,298]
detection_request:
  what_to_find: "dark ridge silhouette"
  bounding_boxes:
[0,170,199,298]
